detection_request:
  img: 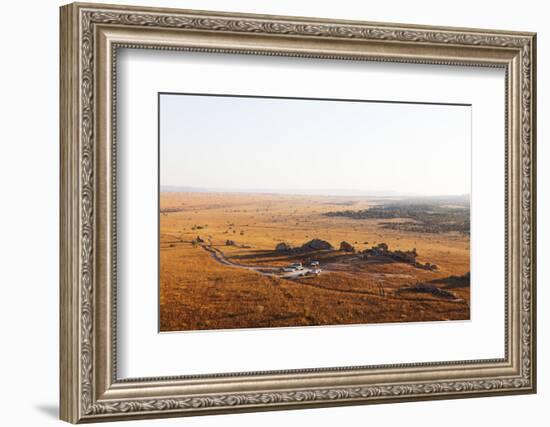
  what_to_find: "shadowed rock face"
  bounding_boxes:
[274,239,334,252]
[301,239,333,251]
[339,241,356,252]
[361,243,437,270]
[275,242,292,252]
[376,242,388,251]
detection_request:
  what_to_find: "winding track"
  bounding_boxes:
[198,244,466,303]
[199,244,395,297]
[199,244,318,279]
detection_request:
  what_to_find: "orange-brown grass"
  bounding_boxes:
[160,192,470,331]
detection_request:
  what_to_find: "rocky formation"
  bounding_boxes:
[376,242,388,252]
[417,262,438,271]
[275,242,292,252]
[339,241,356,252]
[362,243,437,270]
[362,242,392,257]
[301,239,333,251]
[391,249,417,264]
[225,240,236,246]
[274,239,334,253]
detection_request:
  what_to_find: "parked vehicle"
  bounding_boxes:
[289,262,303,270]
[310,261,320,267]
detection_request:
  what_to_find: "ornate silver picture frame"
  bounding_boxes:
[60,2,536,423]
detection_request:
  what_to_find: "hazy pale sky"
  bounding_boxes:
[160,94,471,196]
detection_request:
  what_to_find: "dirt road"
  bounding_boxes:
[199,244,319,279]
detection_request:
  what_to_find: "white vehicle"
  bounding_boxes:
[310,261,320,267]
[310,269,322,276]
[282,267,296,272]
[289,262,303,270]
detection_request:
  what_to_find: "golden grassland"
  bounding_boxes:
[160,191,470,331]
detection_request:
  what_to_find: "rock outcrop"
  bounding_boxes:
[361,243,437,269]
[376,242,388,251]
[301,239,333,251]
[339,241,356,252]
[275,242,292,252]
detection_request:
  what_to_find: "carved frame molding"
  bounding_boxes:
[60,2,536,423]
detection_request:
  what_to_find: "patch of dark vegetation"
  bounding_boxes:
[397,272,470,300]
[191,236,205,247]
[324,199,470,235]
[379,220,468,235]
[428,272,470,289]
[397,283,458,300]
[323,201,357,206]
[160,207,185,215]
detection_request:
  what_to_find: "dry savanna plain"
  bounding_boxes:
[160,191,470,332]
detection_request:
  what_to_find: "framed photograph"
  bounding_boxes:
[60,2,537,423]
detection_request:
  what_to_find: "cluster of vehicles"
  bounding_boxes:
[281,261,322,277]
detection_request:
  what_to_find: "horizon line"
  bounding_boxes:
[160,185,470,199]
